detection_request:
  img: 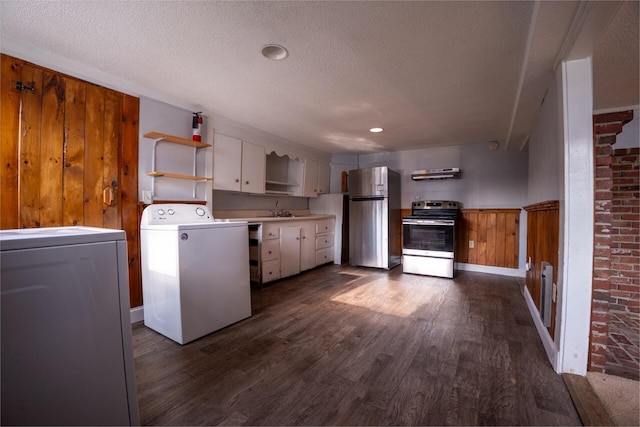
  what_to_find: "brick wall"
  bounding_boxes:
[590,110,639,380]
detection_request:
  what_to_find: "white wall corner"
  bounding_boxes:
[558,57,594,375]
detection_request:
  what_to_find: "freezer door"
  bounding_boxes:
[349,198,389,268]
[349,166,389,198]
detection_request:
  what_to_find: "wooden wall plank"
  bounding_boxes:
[467,212,478,264]
[505,212,519,269]
[495,213,507,267]
[1,54,21,229]
[102,89,120,229]
[83,85,105,227]
[486,212,497,266]
[456,212,469,263]
[18,65,43,228]
[477,213,487,265]
[121,95,141,308]
[62,77,86,226]
[39,71,65,227]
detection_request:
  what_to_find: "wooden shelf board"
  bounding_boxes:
[264,190,294,195]
[144,131,211,148]
[147,171,213,181]
[266,180,298,186]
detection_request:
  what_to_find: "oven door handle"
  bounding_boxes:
[403,219,455,226]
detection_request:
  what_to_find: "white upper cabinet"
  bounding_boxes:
[241,141,266,194]
[303,159,330,197]
[213,134,265,194]
[317,162,330,195]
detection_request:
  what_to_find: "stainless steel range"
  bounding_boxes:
[402,200,459,278]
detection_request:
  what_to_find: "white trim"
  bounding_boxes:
[524,286,560,371]
[130,306,144,324]
[456,263,525,278]
[558,57,594,375]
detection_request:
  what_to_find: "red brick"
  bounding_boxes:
[596,156,613,166]
[590,344,607,354]
[589,363,606,372]
[591,353,607,366]
[591,323,608,334]
[591,334,608,345]
[595,224,612,234]
[591,312,609,323]
[610,290,632,299]
[593,279,611,291]
[596,167,614,178]
[594,110,634,124]
[596,178,614,189]
[594,246,611,257]
[594,259,611,269]
[593,269,611,279]
[595,212,613,223]
[612,263,635,271]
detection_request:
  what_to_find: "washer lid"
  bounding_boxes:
[0,226,125,251]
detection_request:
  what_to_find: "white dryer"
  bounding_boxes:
[140,204,251,344]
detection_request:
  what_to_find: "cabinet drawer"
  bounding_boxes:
[316,232,334,250]
[316,219,334,234]
[261,239,280,261]
[262,260,281,283]
[316,247,334,265]
[263,224,280,240]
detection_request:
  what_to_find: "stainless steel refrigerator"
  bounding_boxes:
[349,166,401,269]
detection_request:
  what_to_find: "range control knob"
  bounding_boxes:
[195,207,205,217]
[167,209,175,215]
[157,209,165,216]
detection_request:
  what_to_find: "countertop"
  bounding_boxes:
[219,214,335,223]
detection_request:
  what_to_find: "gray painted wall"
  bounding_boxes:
[356,142,529,210]
[527,70,564,205]
[139,97,210,201]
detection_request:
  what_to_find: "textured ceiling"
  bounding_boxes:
[1,1,637,154]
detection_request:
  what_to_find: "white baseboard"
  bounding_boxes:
[457,263,525,278]
[130,306,144,324]
[523,286,560,372]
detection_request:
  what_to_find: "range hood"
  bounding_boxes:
[411,168,461,180]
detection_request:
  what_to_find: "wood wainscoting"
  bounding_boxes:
[400,207,521,269]
[1,54,140,307]
[523,200,559,339]
[456,209,521,269]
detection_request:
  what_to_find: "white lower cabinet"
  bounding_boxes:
[300,222,316,271]
[280,226,301,278]
[258,217,335,284]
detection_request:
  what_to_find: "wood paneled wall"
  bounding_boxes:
[456,209,521,269]
[1,54,141,307]
[524,200,559,339]
[400,208,520,269]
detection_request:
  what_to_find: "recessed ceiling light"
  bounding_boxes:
[261,44,289,60]
[369,127,384,133]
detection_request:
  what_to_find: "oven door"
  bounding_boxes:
[402,219,455,258]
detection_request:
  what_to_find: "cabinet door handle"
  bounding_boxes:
[268,250,272,254]
[235,179,239,183]
[246,181,249,184]
[302,236,306,239]
[296,237,300,240]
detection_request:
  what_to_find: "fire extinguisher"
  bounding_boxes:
[192,112,203,142]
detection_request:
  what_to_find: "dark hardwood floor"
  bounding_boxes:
[132,265,581,426]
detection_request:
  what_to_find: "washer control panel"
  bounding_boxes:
[142,204,213,225]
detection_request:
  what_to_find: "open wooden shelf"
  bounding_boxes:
[144,131,211,148]
[147,171,212,181]
[265,190,294,195]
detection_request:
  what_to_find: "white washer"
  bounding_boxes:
[0,226,139,426]
[140,204,251,344]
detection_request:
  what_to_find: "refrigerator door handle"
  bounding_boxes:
[351,196,386,201]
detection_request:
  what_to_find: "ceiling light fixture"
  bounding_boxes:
[369,127,384,133]
[261,44,289,60]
